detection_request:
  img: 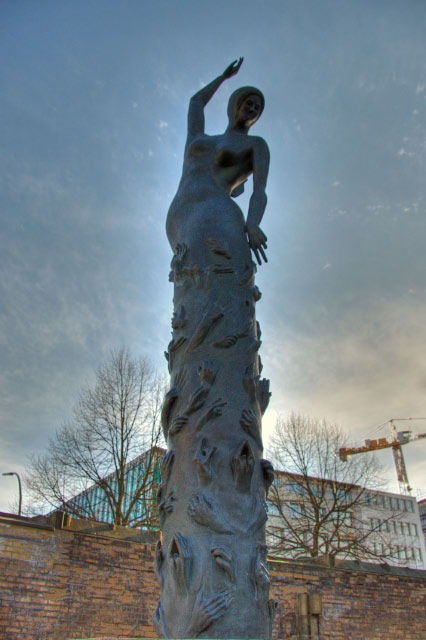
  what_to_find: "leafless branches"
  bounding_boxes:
[24,348,166,528]
[267,413,396,562]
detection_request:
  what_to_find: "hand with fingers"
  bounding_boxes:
[247,224,268,265]
[186,588,233,637]
[222,57,244,80]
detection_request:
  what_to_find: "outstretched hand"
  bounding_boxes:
[247,224,268,265]
[222,57,244,80]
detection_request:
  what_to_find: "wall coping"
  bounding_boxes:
[269,554,426,580]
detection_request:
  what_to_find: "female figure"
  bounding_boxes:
[156,61,275,639]
[166,57,269,267]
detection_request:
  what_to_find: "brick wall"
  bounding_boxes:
[268,559,426,639]
[1,512,425,640]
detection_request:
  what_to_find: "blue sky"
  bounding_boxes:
[1,0,426,510]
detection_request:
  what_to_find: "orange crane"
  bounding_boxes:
[338,418,426,495]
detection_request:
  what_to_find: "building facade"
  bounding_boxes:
[267,471,426,570]
[65,448,426,568]
[67,446,163,527]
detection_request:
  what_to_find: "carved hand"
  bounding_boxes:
[231,441,255,492]
[247,224,268,265]
[211,545,236,582]
[257,377,271,415]
[169,533,191,591]
[197,360,218,386]
[222,57,243,80]
[169,414,189,437]
[194,438,217,486]
[187,492,233,533]
[186,385,210,414]
[195,398,227,432]
[186,588,233,637]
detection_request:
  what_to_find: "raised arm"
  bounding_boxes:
[246,137,270,265]
[186,58,243,146]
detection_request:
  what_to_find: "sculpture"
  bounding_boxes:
[155,58,275,639]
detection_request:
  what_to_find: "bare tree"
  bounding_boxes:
[267,413,399,562]
[24,348,166,528]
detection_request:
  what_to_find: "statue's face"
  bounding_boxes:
[235,94,262,128]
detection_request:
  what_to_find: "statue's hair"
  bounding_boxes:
[227,86,265,124]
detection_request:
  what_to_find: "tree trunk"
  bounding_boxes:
[153,235,277,638]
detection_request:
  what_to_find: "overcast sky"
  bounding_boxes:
[1,0,426,511]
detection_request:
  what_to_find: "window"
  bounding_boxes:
[287,482,304,495]
[289,503,303,519]
[310,484,322,498]
[411,523,418,536]
[336,489,351,502]
[408,501,414,513]
[267,501,280,516]
[376,494,384,508]
[370,517,379,530]
[272,475,281,489]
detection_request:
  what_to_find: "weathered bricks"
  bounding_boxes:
[0,515,425,639]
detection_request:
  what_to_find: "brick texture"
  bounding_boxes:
[0,514,425,639]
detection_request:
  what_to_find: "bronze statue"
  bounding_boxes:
[166,58,269,268]
[155,59,276,639]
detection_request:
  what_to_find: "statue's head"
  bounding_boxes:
[227,86,265,129]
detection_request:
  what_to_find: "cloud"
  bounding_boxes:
[262,295,426,494]
[397,147,414,157]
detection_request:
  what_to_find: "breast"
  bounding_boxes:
[215,146,252,169]
[187,138,214,157]
[215,148,236,167]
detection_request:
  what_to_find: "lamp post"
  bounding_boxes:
[2,472,22,516]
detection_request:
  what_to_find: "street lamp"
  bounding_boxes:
[2,472,22,516]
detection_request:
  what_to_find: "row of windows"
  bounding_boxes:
[369,517,418,537]
[364,492,415,513]
[273,478,417,516]
[371,542,423,563]
[275,480,350,502]
[267,501,353,524]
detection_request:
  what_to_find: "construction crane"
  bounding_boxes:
[338,418,426,495]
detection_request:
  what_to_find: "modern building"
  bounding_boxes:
[67,446,163,527]
[266,471,426,570]
[65,447,426,569]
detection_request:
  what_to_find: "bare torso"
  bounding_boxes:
[166,132,262,255]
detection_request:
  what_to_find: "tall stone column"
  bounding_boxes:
[152,236,277,638]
